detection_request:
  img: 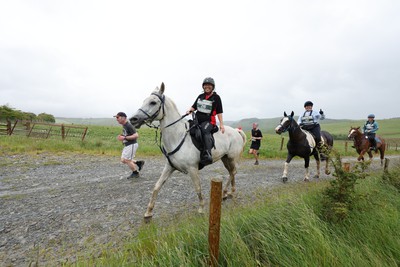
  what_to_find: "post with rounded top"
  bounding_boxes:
[61,124,65,140]
[343,162,350,172]
[209,177,223,267]
[384,158,390,173]
[280,137,285,150]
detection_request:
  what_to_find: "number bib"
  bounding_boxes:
[196,99,213,114]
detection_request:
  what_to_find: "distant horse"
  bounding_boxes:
[275,111,333,182]
[130,83,247,221]
[347,126,385,165]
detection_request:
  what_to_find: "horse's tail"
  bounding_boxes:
[237,128,247,150]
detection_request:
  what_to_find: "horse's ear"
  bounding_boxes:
[160,82,165,94]
[290,111,294,117]
[284,111,287,116]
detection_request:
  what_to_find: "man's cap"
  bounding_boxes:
[113,112,127,118]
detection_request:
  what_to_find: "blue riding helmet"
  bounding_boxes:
[368,114,375,118]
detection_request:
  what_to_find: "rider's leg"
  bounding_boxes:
[200,122,214,165]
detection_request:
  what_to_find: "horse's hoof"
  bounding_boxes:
[223,193,233,200]
[144,216,153,224]
[313,175,319,179]
[282,177,288,183]
[303,178,310,182]
[325,171,331,175]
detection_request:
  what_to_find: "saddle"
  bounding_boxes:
[188,119,216,151]
[188,119,217,170]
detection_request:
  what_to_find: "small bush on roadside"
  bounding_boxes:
[322,151,369,223]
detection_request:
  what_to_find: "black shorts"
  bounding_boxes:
[250,142,260,150]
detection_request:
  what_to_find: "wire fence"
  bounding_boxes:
[0,120,88,141]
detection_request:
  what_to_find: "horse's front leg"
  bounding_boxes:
[188,168,205,214]
[304,156,311,182]
[282,154,294,183]
[358,150,367,161]
[144,164,175,222]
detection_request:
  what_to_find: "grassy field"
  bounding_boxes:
[1,119,399,159]
[2,120,400,266]
[72,164,400,266]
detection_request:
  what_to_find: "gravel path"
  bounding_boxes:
[1,152,398,266]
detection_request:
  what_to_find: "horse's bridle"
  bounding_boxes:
[136,92,190,173]
[278,116,294,133]
[136,92,166,127]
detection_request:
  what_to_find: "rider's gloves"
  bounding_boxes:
[319,109,324,115]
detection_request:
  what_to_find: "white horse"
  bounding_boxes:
[130,83,246,221]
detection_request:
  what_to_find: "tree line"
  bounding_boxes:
[0,104,55,123]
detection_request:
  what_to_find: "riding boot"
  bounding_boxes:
[369,138,377,151]
[200,133,213,166]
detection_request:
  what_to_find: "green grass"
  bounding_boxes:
[1,123,399,158]
[69,167,400,266]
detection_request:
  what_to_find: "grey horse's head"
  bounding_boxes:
[130,83,165,128]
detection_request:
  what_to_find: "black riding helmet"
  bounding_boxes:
[304,101,313,107]
[202,77,215,90]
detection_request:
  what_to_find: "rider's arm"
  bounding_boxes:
[371,122,379,133]
[217,113,225,134]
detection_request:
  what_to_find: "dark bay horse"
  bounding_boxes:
[130,83,247,221]
[347,126,385,165]
[275,111,333,182]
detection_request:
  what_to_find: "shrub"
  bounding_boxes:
[322,151,369,223]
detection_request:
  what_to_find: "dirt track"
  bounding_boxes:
[0,152,398,266]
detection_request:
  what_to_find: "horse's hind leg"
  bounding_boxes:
[325,158,331,175]
[221,156,237,199]
[144,164,175,221]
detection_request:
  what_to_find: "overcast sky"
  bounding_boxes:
[1,0,399,121]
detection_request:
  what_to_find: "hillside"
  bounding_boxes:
[56,116,400,137]
[56,117,119,126]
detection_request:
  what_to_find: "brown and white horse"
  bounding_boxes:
[347,126,385,165]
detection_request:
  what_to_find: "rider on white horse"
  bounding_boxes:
[186,77,225,166]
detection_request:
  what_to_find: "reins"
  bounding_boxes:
[137,92,193,172]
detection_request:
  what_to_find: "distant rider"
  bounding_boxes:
[363,114,379,151]
[297,101,325,149]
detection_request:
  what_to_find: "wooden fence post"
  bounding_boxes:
[280,137,284,151]
[384,158,390,173]
[209,177,223,267]
[82,127,88,141]
[343,162,350,172]
[61,124,65,140]
[345,141,348,153]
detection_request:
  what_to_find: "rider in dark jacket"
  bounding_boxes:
[363,114,379,151]
[186,77,225,165]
